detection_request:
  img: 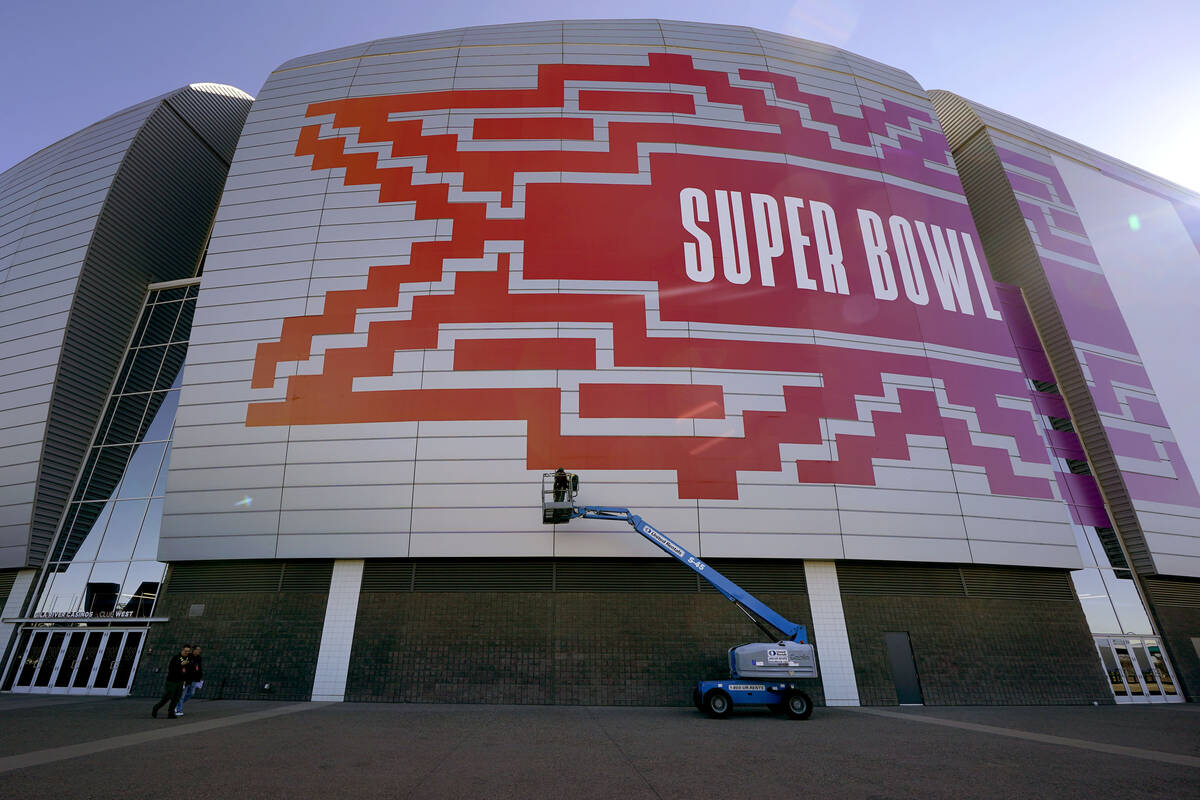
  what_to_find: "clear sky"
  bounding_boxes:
[2,0,1197,192]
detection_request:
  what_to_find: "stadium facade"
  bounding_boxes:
[1,21,1197,707]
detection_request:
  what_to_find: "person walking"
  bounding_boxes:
[174,645,203,717]
[151,645,191,719]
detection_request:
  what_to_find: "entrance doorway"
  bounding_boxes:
[4,627,147,696]
[1094,636,1182,703]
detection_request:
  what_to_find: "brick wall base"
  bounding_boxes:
[842,595,1113,705]
[130,573,1131,707]
[131,591,327,701]
[1147,578,1200,701]
[346,591,823,706]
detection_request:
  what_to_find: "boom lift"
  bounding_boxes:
[542,470,818,719]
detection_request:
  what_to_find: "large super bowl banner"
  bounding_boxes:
[245,52,1054,505]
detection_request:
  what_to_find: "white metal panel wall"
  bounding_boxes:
[164,21,1080,569]
[0,100,159,567]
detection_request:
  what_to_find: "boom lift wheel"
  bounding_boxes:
[782,690,813,720]
[703,689,732,718]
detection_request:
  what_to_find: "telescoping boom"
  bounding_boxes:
[542,470,818,719]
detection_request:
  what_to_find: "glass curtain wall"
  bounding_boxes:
[32,282,197,618]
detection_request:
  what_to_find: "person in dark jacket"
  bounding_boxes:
[174,645,203,716]
[553,468,569,503]
[151,645,191,719]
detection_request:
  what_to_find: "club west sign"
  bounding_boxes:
[245,52,1052,501]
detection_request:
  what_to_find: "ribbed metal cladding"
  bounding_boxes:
[163,84,254,163]
[929,91,1155,577]
[279,561,336,592]
[357,558,809,593]
[960,566,1075,602]
[699,559,808,594]
[838,561,1075,601]
[838,562,966,596]
[1144,578,1200,608]
[361,561,416,592]
[23,86,251,568]
[164,560,332,593]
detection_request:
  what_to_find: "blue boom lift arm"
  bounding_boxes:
[570,505,808,645]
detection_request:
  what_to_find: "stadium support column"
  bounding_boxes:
[311,560,364,702]
[803,560,860,706]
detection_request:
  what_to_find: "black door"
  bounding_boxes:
[884,631,923,705]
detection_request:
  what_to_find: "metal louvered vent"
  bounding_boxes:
[166,562,283,593]
[555,559,698,592]
[279,561,334,592]
[164,561,333,593]
[837,562,966,596]
[1145,578,1200,608]
[361,561,416,592]
[960,567,1075,601]
[0,570,17,605]
[412,560,553,592]
[700,559,807,594]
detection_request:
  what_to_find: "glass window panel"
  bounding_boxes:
[141,301,184,348]
[1146,645,1177,695]
[17,632,49,686]
[54,502,111,564]
[156,344,189,391]
[1096,642,1126,695]
[86,560,129,590]
[133,391,173,443]
[36,560,93,614]
[132,500,164,561]
[3,630,32,689]
[104,392,154,446]
[128,303,154,349]
[112,632,143,689]
[117,346,169,396]
[152,445,172,498]
[172,300,195,342]
[81,445,134,501]
[116,442,167,499]
[71,449,103,505]
[34,632,66,687]
[123,561,165,616]
[142,390,179,445]
[1114,644,1144,694]
[1101,572,1154,635]
[1070,524,1099,567]
[1130,643,1161,694]
[72,632,105,687]
[93,633,123,689]
[1070,569,1121,634]
[157,287,189,303]
[53,633,85,688]
[97,500,150,562]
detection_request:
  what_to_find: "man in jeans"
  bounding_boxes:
[175,645,203,717]
[151,645,191,719]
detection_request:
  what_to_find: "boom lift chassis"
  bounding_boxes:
[543,471,817,719]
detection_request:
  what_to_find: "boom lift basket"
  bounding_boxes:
[541,470,579,524]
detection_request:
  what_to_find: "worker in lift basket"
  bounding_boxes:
[553,468,569,503]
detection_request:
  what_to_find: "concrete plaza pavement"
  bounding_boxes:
[0,695,1196,799]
